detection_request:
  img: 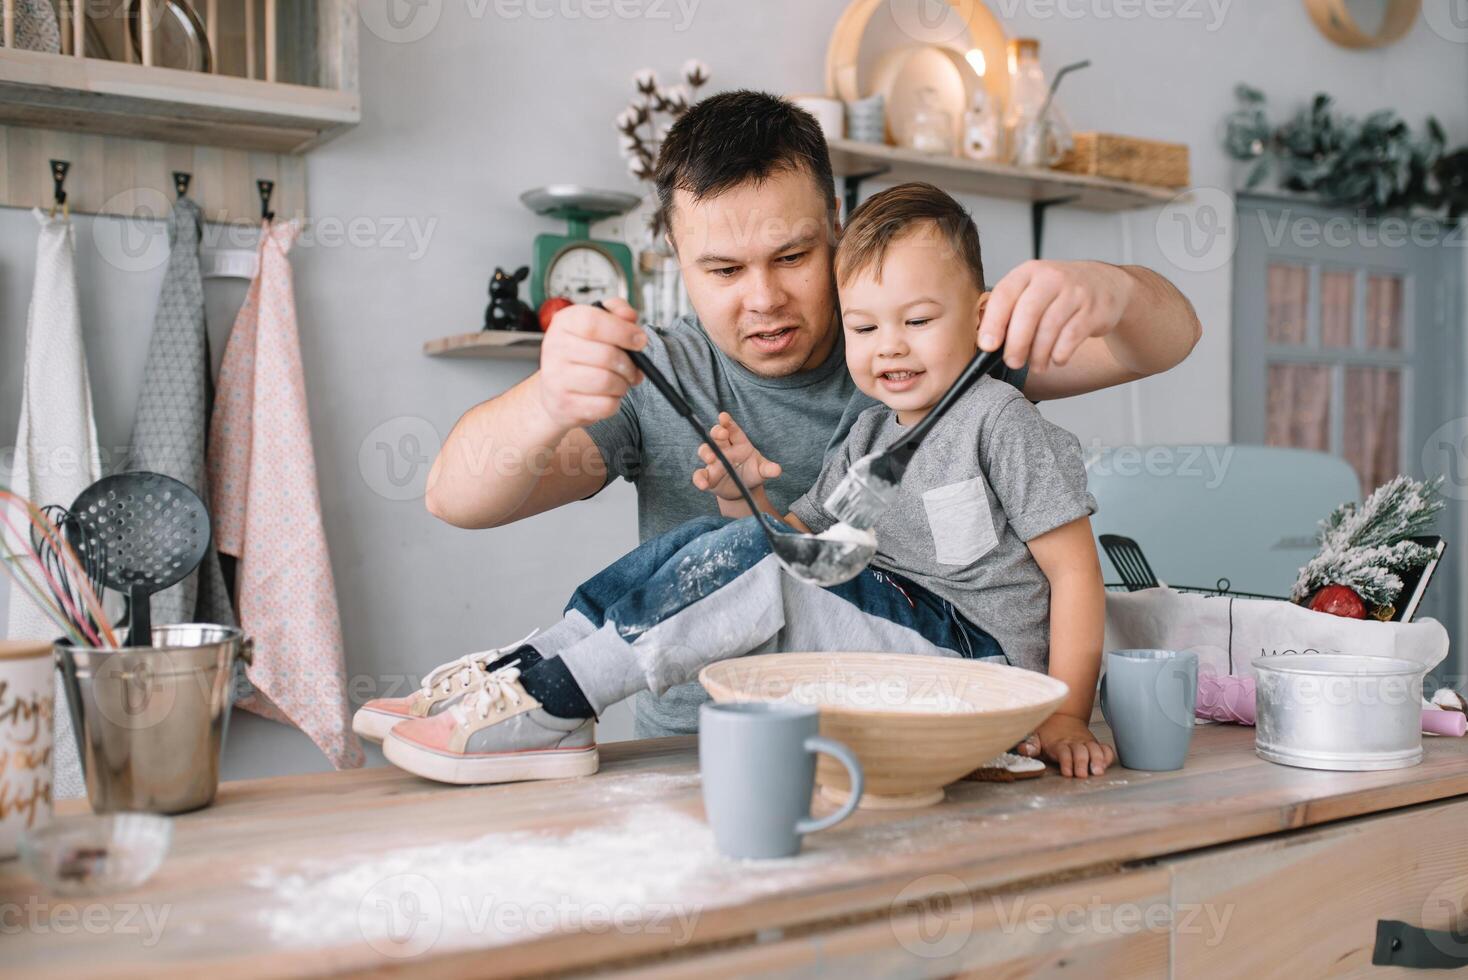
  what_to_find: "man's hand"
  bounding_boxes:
[1031,713,1116,779]
[537,297,647,430]
[979,260,1134,375]
[691,413,782,503]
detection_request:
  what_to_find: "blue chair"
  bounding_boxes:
[1086,445,1360,599]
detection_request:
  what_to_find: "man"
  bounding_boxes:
[425,90,1201,739]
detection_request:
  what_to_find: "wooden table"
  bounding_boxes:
[5,723,1468,978]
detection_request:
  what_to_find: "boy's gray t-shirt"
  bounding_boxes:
[789,376,1097,675]
[584,315,1026,541]
[583,314,1027,737]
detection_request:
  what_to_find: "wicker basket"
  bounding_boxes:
[1057,133,1190,188]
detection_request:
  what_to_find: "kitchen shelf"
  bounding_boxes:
[828,138,1181,211]
[423,144,1192,363]
[424,331,544,361]
[0,47,359,154]
[828,138,1186,257]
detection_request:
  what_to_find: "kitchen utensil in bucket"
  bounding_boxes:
[1252,653,1426,772]
[69,472,211,648]
[33,504,108,602]
[30,504,111,642]
[56,624,252,814]
[0,491,117,648]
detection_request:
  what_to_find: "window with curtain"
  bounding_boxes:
[1261,261,1408,497]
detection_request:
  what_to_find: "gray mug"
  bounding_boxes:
[699,702,864,860]
[1099,649,1199,772]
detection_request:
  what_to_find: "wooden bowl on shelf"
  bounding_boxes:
[699,653,1068,810]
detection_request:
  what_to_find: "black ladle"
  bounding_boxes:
[591,302,875,586]
[70,472,212,648]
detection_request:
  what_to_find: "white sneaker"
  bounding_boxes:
[351,631,537,743]
[383,664,598,784]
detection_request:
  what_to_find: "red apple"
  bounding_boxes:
[538,296,573,332]
[1309,584,1367,619]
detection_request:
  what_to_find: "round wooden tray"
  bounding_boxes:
[824,0,1009,127]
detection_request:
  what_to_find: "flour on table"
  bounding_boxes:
[244,798,988,953]
[248,805,719,952]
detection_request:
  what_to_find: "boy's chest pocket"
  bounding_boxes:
[921,477,998,566]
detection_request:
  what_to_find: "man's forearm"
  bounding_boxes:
[1000,260,1202,401]
[1104,265,1202,378]
[424,374,580,528]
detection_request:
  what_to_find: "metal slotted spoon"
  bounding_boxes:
[591,303,876,586]
[70,472,212,648]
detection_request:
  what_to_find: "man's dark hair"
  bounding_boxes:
[654,90,837,241]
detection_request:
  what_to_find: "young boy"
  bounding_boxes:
[359,183,1112,783]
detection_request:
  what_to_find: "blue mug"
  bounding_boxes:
[1099,649,1199,771]
[699,702,863,859]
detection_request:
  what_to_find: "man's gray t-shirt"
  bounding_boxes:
[584,314,1026,737]
[790,376,1096,675]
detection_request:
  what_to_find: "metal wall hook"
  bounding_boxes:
[257,179,275,222]
[173,171,192,199]
[49,159,71,218]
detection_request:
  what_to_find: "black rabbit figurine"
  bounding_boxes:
[483,266,539,332]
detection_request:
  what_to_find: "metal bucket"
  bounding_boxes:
[55,625,253,814]
[1253,654,1425,772]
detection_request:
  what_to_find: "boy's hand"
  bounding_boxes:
[691,413,782,502]
[1033,713,1115,778]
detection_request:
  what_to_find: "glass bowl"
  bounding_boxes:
[17,813,172,896]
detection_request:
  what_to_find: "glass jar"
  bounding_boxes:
[962,89,1003,162]
[1003,38,1074,168]
[908,87,955,156]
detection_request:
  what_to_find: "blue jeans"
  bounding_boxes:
[541,516,1008,719]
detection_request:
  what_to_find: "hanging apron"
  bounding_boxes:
[207,219,363,769]
[123,195,237,629]
[6,210,104,799]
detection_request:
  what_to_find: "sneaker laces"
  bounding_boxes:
[450,663,525,725]
[420,629,538,697]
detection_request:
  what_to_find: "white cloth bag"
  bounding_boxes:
[5,210,104,800]
[1105,587,1450,678]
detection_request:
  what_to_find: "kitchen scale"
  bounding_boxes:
[521,185,641,311]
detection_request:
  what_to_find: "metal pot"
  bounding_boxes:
[56,624,252,814]
[1252,653,1425,772]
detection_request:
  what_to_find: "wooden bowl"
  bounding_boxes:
[700,653,1068,809]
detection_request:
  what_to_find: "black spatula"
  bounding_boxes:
[70,472,212,647]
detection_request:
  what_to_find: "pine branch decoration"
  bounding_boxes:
[1290,475,1444,608]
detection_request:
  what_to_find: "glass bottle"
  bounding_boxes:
[1005,38,1050,167]
[908,87,955,156]
[962,88,1003,162]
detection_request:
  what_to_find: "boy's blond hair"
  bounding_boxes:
[836,182,986,292]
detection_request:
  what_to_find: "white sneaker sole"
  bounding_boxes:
[382,733,600,785]
[352,707,408,745]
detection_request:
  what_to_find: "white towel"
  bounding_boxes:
[5,210,103,800]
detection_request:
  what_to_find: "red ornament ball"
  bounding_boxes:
[538,296,573,332]
[1309,584,1367,619]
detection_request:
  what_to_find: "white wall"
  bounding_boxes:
[3,2,1466,776]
